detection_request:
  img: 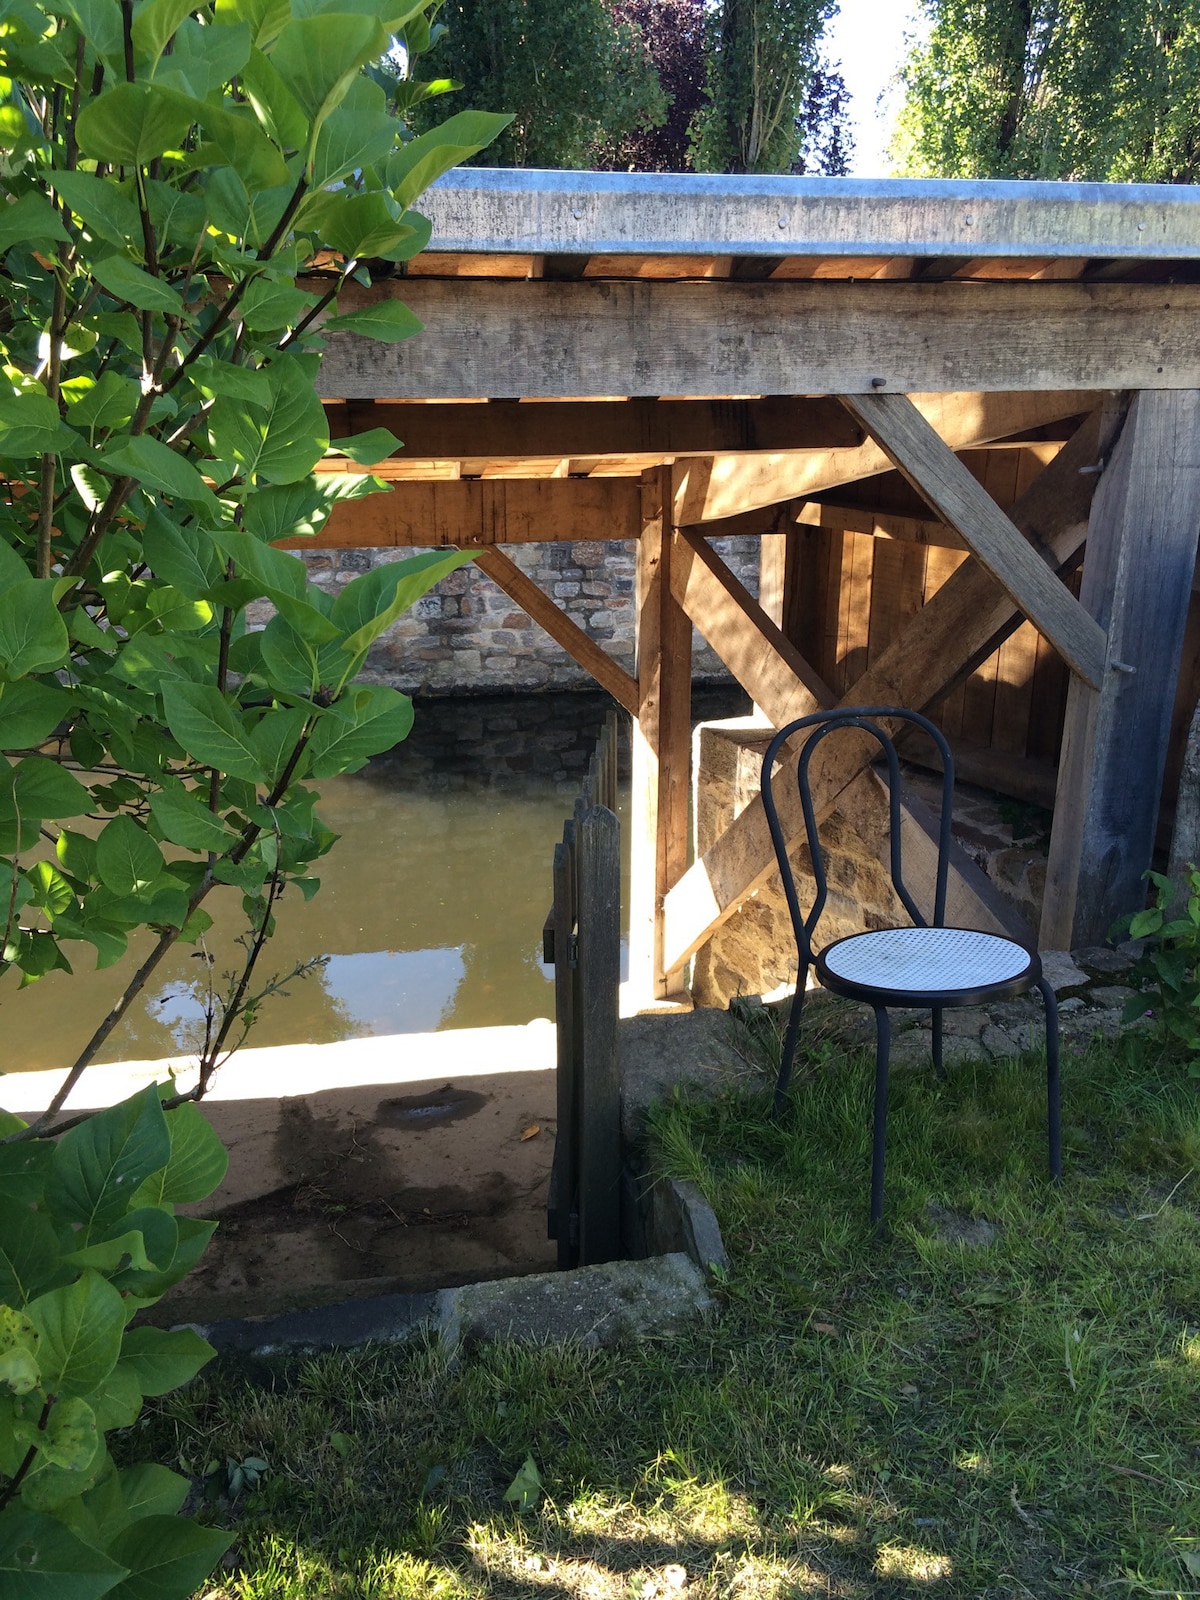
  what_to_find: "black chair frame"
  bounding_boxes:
[761,706,1061,1226]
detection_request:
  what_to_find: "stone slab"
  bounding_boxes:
[619,1008,750,1145]
[188,1291,438,1355]
[646,1177,729,1279]
[1039,951,1091,993]
[437,1252,715,1348]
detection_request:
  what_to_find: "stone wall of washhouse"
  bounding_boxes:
[299,536,761,696]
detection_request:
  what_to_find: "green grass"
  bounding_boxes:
[125,1018,1200,1599]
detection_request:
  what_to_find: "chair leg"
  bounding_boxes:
[772,963,810,1117]
[1037,976,1062,1183]
[870,1007,891,1230]
[931,1006,945,1080]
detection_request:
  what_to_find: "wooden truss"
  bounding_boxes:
[288,378,1200,999]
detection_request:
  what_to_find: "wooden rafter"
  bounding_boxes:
[660,404,1124,974]
[840,392,1108,687]
[673,392,1096,524]
[470,546,639,715]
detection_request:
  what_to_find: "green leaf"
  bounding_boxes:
[242,473,384,542]
[133,1103,228,1206]
[12,758,90,821]
[47,1084,171,1234]
[152,15,251,97]
[131,0,195,69]
[76,82,193,166]
[0,1509,128,1598]
[187,358,272,407]
[0,681,68,748]
[141,511,224,601]
[95,817,165,895]
[147,786,232,852]
[99,437,218,513]
[501,1454,542,1512]
[90,1360,143,1432]
[207,355,328,484]
[258,614,353,695]
[111,1216,213,1301]
[249,703,310,783]
[46,173,139,249]
[306,685,413,776]
[0,581,69,676]
[238,45,307,151]
[37,1397,98,1471]
[269,13,388,140]
[105,1514,232,1600]
[386,110,514,210]
[325,296,423,343]
[166,88,290,188]
[27,1271,126,1397]
[1129,908,1163,939]
[161,681,267,782]
[333,548,469,655]
[214,0,291,48]
[327,428,402,465]
[0,395,62,459]
[0,1142,52,1206]
[91,258,185,318]
[237,277,315,332]
[118,1328,215,1397]
[0,1204,63,1306]
[114,1464,189,1525]
[0,1303,40,1395]
[0,191,69,257]
[308,76,395,188]
[304,189,429,260]
[211,526,308,601]
[66,373,140,435]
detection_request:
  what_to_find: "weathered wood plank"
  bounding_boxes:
[842,392,1109,687]
[1041,391,1200,947]
[325,396,863,458]
[549,836,577,1268]
[628,469,693,1000]
[675,391,1095,524]
[796,499,967,549]
[661,405,1123,972]
[576,805,623,1266]
[281,477,642,549]
[472,546,639,715]
[316,278,1200,400]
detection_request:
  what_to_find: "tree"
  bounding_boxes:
[690,0,838,174]
[416,0,666,168]
[894,0,1200,183]
[593,0,707,172]
[0,0,505,1587]
[793,59,854,176]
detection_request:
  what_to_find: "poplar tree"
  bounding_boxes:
[895,0,1200,183]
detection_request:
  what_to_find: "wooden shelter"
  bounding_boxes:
[299,169,1200,1000]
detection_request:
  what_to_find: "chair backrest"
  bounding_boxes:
[761,707,956,968]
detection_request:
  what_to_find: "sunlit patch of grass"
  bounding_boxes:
[126,1022,1200,1600]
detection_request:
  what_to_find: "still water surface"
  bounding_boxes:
[4,689,743,1072]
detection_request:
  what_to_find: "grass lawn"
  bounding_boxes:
[128,1012,1200,1599]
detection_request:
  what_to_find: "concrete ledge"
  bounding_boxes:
[189,1291,438,1355]
[437,1252,715,1350]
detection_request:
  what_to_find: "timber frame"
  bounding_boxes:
[297,170,1200,998]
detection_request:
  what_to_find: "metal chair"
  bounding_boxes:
[761,707,1061,1228]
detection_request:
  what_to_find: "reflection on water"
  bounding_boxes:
[2,687,746,1072]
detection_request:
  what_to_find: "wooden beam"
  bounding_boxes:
[795,500,966,549]
[471,546,639,715]
[280,477,641,549]
[1041,390,1200,947]
[324,397,864,458]
[841,392,1108,687]
[662,530,1025,974]
[661,405,1123,972]
[628,467,693,1000]
[316,278,1200,400]
[675,391,1096,523]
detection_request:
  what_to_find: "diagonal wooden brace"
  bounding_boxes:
[661,403,1126,975]
[841,392,1108,687]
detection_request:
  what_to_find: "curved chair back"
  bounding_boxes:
[761,707,956,971]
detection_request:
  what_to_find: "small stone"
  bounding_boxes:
[940,1007,987,1040]
[1058,997,1086,1014]
[1073,945,1135,975]
[980,1023,1023,1057]
[944,1037,989,1065]
[1089,984,1136,1009]
[1039,951,1091,993]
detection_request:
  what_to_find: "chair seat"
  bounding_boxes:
[817,925,1037,1004]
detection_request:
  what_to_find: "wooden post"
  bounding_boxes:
[576,806,622,1265]
[1041,392,1200,948]
[629,465,692,1001]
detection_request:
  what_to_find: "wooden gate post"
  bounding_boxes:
[1041,391,1200,949]
[629,464,692,1000]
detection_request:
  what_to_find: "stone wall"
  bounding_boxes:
[299,536,760,696]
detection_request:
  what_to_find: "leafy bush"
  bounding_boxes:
[0,0,507,1587]
[1119,866,1200,1061]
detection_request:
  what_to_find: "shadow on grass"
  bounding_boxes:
[125,1022,1200,1599]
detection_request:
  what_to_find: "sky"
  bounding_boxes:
[824,0,929,176]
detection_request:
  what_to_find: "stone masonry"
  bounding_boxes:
[296,535,761,697]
